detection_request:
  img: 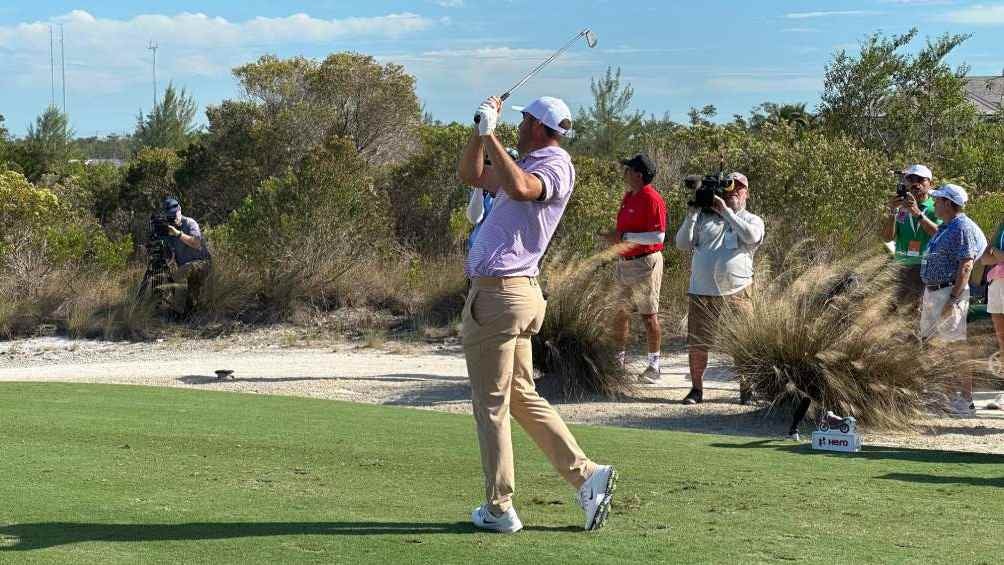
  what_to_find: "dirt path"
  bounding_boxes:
[3,331,1003,454]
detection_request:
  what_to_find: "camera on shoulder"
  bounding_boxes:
[684,173,736,209]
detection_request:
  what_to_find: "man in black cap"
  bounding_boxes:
[161,196,211,314]
[600,154,667,384]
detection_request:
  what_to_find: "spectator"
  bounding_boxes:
[466,149,518,249]
[601,153,667,384]
[675,173,764,405]
[919,184,987,415]
[880,164,940,309]
[980,218,1004,372]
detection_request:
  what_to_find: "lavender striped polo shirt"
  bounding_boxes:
[465,146,575,278]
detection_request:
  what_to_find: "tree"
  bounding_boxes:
[175,52,423,225]
[818,29,977,159]
[134,83,198,150]
[569,67,644,158]
[232,52,421,165]
[0,114,10,169]
[687,105,717,127]
[18,106,75,181]
[750,102,816,132]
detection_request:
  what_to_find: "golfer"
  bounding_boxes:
[457,94,617,533]
[601,153,667,383]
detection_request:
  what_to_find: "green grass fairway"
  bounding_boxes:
[1,383,1002,564]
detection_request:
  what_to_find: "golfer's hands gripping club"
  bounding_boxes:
[474,96,504,135]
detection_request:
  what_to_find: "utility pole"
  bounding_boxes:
[60,24,66,113]
[49,25,55,107]
[148,40,158,109]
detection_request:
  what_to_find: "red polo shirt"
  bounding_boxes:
[615,184,667,258]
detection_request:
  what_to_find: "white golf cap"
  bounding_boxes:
[902,164,933,179]
[930,183,968,207]
[511,96,573,136]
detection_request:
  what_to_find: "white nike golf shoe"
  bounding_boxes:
[471,504,523,533]
[577,465,618,531]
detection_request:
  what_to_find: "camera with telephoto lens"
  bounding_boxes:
[685,173,736,209]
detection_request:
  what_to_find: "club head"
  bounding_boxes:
[583,29,598,48]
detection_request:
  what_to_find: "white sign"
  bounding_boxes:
[811,431,861,453]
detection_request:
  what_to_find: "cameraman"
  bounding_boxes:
[675,172,764,405]
[161,196,211,314]
[879,164,940,308]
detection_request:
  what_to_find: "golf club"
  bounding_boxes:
[474,28,598,123]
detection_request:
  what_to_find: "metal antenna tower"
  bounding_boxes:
[49,25,55,107]
[148,41,159,108]
[60,24,66,113]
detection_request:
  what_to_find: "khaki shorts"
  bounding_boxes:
[614,252,663,315]
[688,290,751,351]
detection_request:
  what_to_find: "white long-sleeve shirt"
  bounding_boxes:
[675,207,765,296]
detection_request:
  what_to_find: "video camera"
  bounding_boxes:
[150,213,175,238]
[685,148,737,209]
[686,173,737,209]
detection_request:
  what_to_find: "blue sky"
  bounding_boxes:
[2,1,1003,137]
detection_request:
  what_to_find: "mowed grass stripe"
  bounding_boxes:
[1,383,1001,564]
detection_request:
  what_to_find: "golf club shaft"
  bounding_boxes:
[474,30,589,124]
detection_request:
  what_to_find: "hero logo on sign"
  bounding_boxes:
[811,431,861,453]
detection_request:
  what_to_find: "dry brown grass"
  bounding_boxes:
[534,245,637,400]
[713,244,986,430]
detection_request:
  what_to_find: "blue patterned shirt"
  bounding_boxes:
[920,214,987,285]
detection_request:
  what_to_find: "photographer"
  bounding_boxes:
[160,196,211,314]
[675,172,764,405]
[880,164,940,308]
[601,153,667,384]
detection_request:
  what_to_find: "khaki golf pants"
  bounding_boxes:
[462,276,596,514]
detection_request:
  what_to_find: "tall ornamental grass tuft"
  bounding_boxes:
[713,244,984,430]
[533,245,637,400]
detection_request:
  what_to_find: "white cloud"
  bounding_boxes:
[785,10,882,19]
[941,4,1004,24]
[432,0,464,6]
[0,10,438,92]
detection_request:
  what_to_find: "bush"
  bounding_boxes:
[212,136,394,318]
[382,123,517,256]
[534,247,637,399]
[713,245,981,430]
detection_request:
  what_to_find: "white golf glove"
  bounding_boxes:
[475,100,498,137]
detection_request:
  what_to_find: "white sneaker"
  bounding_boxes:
[637,366,660,385]
[948,397,975,417]
[578,465,617,531]
[471,504,523,533]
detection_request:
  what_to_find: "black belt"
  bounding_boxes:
[622,251,658,261]
[925,281,954,291]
